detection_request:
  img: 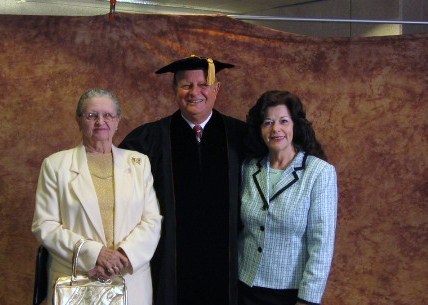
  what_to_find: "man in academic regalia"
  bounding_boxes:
[120,56,247,305]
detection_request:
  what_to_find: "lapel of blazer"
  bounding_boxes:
[252,152,308,207]
[70,144,106,243]
[252,157,269,209]
[111,146,134,245]
[270,152,307,202]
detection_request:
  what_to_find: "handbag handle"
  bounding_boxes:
[70,239,120,284]
[71,238,88,283]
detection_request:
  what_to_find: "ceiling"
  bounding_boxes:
[2,0,425,37]
[110,0,318,14]
[0,0,321,16]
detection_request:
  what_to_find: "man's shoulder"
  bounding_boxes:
[124,115,172,137]
[214,110,246,129]
[134,115,172,131]
[216,111,244,123]
[119,115,173,151]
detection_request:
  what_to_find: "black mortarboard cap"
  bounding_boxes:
[155,55,234,85]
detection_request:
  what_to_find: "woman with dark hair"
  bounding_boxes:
[238,91,338,305]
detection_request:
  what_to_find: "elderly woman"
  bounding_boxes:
[32,89,162,305]
[238,91,338,305]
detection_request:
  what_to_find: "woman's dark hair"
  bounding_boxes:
[246,90,327,160]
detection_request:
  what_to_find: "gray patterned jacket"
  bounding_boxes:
[238,151,338,304]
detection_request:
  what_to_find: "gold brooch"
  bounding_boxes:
[131,157,141,165]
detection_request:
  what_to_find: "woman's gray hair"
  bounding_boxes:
[76,88,122,118]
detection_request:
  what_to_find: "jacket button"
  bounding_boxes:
[257,247,262,253]
[260,226,265,231]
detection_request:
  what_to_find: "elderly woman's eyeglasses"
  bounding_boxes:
[83,112,117,122]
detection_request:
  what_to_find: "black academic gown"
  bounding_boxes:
[120,110,247,305]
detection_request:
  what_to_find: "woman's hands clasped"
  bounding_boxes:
[88,247,129,281]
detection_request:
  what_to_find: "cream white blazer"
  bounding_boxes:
[32,144,162,305]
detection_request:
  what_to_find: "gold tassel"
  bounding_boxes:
[206,58,216,85]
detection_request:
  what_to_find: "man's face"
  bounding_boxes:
[174,69,220,124]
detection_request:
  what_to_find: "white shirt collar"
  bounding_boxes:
[181,112,212,129]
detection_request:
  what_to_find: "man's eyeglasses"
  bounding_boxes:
[82,112,118,122]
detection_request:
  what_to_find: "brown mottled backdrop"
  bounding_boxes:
[0,13,426,305]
